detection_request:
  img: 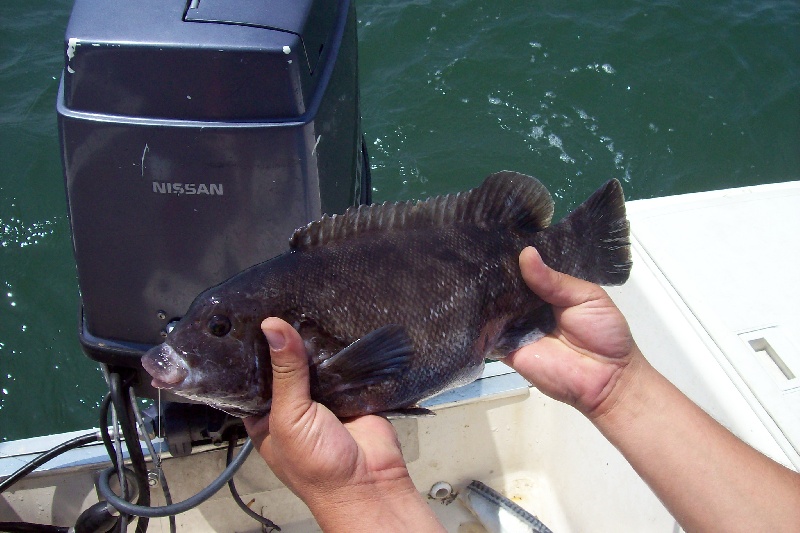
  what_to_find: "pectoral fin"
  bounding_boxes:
[317,324,414,394]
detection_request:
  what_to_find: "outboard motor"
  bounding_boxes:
[58,0,369,407]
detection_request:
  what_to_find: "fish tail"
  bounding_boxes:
[537,179,631,285]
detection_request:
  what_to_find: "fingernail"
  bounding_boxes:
[264,328,286,351]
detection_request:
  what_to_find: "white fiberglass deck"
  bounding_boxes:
[621,180,800,469]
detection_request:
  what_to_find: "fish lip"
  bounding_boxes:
[141,344,188,389]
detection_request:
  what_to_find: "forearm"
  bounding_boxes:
[592,350,800,532]
[305,476,445,533]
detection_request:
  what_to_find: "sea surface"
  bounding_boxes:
[1,0,798,441]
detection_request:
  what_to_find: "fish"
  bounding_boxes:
[141,171,631,418]
[459,480,554,533]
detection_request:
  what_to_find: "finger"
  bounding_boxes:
[519,246,604,308]
[262,317,313,420]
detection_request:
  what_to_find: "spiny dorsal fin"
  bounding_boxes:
[290,171,554,250]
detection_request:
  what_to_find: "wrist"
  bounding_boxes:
[588,349,685,457]
[586,346,652,425]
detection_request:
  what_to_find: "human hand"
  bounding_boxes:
[506,249,800,533]
[243,318,442,531]
[504,247,641,418]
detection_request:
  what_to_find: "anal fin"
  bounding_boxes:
[378,407,436,419]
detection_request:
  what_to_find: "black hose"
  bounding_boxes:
[226,434,281,531]
[73,501,119,533]
[97,439,253,518]
[0,432,99,494]
[108,373,150,533]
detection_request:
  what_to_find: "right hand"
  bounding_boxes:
[243,318,445,532]
[504,246,642,418]
[243,318,414,507]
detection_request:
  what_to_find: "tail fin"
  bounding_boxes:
[536,179,631,285]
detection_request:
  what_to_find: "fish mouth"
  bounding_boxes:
[141,344,189,389]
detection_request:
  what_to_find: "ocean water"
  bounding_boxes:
[1,0,798,441]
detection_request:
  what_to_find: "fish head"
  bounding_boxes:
[141,285,272,416]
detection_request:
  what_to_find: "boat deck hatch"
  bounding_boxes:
[739,327,799,391]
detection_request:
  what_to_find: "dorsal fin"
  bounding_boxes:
[290,171,554,250]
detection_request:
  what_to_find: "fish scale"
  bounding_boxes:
[141,171,631,418]
[290,227,531,415]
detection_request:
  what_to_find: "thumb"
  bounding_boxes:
[519,246,604,308]
[262,317,313,419]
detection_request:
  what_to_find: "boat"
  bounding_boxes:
[2,0,799,530]
[2,179,798,532]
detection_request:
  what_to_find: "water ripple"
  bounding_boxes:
[0,216,58,248]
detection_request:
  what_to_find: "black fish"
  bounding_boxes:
[142,172,631,417]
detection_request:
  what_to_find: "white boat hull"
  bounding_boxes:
[3,181,798,531]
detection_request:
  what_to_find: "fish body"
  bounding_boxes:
[142,172,630,417]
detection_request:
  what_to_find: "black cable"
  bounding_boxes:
[128,390,176,533]
[98,392,117,469]
[226,434,281,531]
[108,373,150,533]
[0,432,99,494]
[97,439,253,518]
[99,375,137,468]
[0,522,69,532]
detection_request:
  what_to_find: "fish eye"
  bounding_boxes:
[207,315,232,337]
